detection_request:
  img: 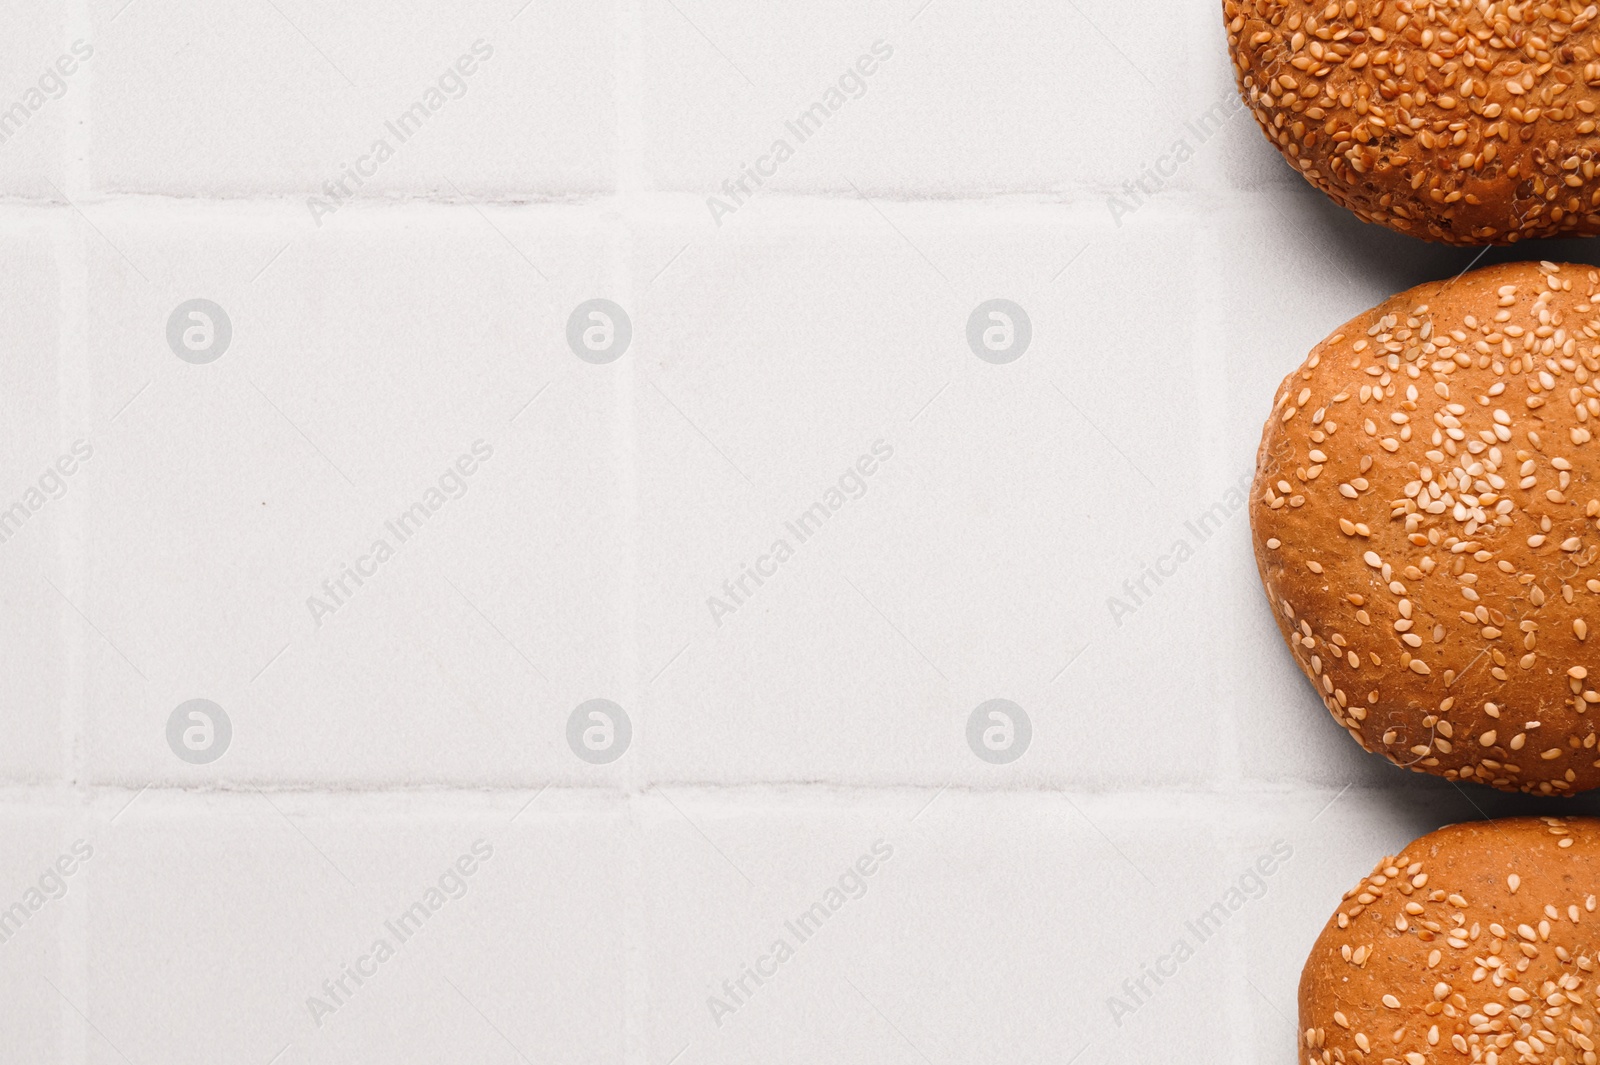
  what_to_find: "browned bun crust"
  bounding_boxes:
[1300,817,1600,1064]
[1224,0,1600,245]
[1251,261,1600,795]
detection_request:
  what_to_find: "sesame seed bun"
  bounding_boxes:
[1224,1,1600,245]
[1252,260,1600,795]
[1300,817,1600,1063]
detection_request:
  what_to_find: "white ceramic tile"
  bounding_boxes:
[81,792,629,1065]
[0,5,75,200]
[0,220,70,782]
[87,0,615,197]
[74,209,632,786]
[638,791,1229,1063]
[641,0,1214,196]
[0,803,78,1064]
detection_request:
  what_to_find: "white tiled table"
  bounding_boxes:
[4,1,1598,1062]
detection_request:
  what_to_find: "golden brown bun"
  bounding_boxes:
[1252,261,1600,795]
[1225,0,1600,245]
[1300,817,1600,1064]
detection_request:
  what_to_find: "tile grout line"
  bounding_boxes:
[1194,218,1246,792]
[0,188,1269,218]
[0,780,1403,807]
[1190,207,1256,1062]
[614,1,650,1063]
[60,0,94,1061]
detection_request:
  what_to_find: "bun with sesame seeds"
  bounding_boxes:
[1300,817,1600,1064]
[1224,0,1600,245]
[1252,260,1600,795]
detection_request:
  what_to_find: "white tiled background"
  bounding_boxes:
[6,1,1600,1062]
